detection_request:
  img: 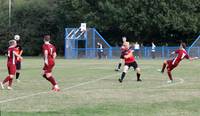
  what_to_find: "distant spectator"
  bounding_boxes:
[151,42,156,59]
[97,42,103,59]
[134,42,141,59]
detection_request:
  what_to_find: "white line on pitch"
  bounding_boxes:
[0,74,119,104]
[154,77,184,89]
[0,74,185,104]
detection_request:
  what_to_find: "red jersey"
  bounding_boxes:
[42,43,56,65]
[124,49,135,63]
[7,47,17,65]
[15,45,23,61]
[172,49,189,65]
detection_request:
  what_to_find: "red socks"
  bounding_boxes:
[48,76,57,86]
[8,78,13,86]
[167,71,173,80]
[3,76,13,87]
[44,75,57,86]
[3,76,11,84]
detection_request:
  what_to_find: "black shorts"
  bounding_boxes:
[120,55,124,59]
[16,61,21,70]
[125,61,138,70]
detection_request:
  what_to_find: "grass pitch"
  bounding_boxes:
[0,57,200,116]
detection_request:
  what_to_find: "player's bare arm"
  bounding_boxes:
[13,51,23,60]
[53,52,57,59]
[19,50,23,55]
[44,50,48,65]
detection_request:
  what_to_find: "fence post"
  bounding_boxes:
[162,46,164,59]
[64,28,68,59]
[144,47,147,58]
[167,47,169,58]
[85,29,88,58]
[92,28,96,58]
[64,37,67,59]
[109,48,112,59]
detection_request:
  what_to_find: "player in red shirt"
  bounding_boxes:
[118,42,142,83]
[42,35,60,91]
[0,40,23,90]
[160,42,198,83]
[115,37,127,71]
[14,35,23,82]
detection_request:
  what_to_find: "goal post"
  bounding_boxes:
[64,24,112,59]
[188,34,200,57]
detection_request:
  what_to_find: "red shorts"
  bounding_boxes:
[43,63,55,73]
[167,60,178,71]
[7,63,16,75]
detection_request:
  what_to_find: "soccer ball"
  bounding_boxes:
[14,35,20,41]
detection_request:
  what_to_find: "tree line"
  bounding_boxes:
[0,0,200,55]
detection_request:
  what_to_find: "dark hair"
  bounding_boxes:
[44,35,51,42]
[181,42,186,49]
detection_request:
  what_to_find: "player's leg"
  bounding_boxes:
[0,81,4,89]
[118,65,129,83]
[161,60,167,73]
[133,62,142,81]
[42,64,48,79]
[166,66,176,83]
[2,74,14,90]
[46,72,60,91]
[152,52,155,59]
[16,61,21,82]
[7,74,14,89]
[43,72,56,86]
[43,65,60,91]
[45,73,56,86]
[136,68,141,81]
[115,58,123,71]
[138,50,142,59]
[98,52,101,59]
[101,52,103,59]
[2,65,15,90]
[167,70,173,83]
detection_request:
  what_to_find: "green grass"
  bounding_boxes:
[0,58,200,116]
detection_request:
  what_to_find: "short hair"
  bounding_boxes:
[44,35,51,42]
[9,40,16,46]
[123,42,129,46]
[181,42,186,49]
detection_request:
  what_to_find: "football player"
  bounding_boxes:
[118,42,142,83]
[42,35,60,91]
[1,40,23,90]
[160,42,198,83]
